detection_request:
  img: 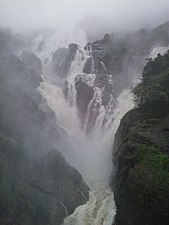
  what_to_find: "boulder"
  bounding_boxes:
[52,43,78,78]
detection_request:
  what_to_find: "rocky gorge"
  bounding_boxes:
[0,20,169,225]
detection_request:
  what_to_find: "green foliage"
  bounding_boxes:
[133,51,169,117]
[133,144,169,207]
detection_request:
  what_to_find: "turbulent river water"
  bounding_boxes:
[32,29,134,225]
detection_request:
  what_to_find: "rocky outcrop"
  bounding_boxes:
[75,77,94,127]
[0,133,89,225]
[30,150,89,221]
[83,57,94,74]
[52,43,78,77]
[21,50,42,74]
[111,109,169,225]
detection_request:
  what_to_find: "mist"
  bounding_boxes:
[0,0,169,36]
[1,0,169,224]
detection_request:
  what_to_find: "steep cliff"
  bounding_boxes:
[112,51,169,225]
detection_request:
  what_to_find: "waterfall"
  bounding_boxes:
[35,30,134,225]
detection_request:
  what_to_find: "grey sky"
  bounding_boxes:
[0,0,169,33]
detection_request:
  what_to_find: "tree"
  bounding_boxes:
[133,51,169,117]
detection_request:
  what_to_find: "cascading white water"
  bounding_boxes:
[35,30,135,225]
[61,87,134,225]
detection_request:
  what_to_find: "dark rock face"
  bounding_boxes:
[52,43,78,78]
[83,57,94,74]
[68,43,78,53]
[21,50,42,74]
[95,74,113,106]
[30,150,89,217]
[0,134,89,225]
[111,109,169,225]
[75,77,94,127]
[52,47,69,77]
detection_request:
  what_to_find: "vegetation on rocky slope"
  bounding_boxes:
[113,49,169,225]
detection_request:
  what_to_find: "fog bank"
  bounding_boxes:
[0,0,169,35]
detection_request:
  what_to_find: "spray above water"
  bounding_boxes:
[36,29,134,225]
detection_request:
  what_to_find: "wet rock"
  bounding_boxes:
[52,43,78,78]
[75,78,94,127]
[52,47,69,77]
[94,74,113,106]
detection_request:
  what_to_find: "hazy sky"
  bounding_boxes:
[0,0,169,33]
